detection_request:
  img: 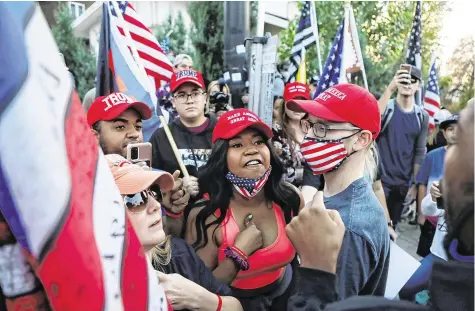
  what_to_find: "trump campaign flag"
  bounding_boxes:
[96,2,170,141]
[0,2,167,311]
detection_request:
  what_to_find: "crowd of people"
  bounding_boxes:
[73,53,475,311]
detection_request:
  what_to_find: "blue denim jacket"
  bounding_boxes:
[325,177,390,299]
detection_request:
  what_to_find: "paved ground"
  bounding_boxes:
[395,221,422,260]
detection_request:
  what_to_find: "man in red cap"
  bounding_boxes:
[149,69,216,198]
[87,92,190,236]
[286,84,390,299]
[88,92,153,157]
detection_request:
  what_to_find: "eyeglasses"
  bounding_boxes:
[124,186,163,213]
[300,120,361,138]
[173,91,204,104]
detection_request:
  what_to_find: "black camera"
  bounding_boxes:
[209,78,230,112]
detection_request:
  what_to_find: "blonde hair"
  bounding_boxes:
[150,235,172,272]
[206,80,231,114]
[365,141,379,182]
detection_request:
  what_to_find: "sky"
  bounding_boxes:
[439,0,475,75]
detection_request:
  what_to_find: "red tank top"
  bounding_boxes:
[217,203,295,290]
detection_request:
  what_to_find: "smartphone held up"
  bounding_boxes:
[127,142,152,168]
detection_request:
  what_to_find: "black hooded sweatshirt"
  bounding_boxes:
[149,115,216,177]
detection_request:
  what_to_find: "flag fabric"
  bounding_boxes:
[225,168,272,200]
[109,1,173,90]
[424,61,441,130]
[161,36,170,54]
[296,48,307,84]
[406,1,422,69]
[96,0,116,97]
[287,1,317,83]
[97,3,169,141]
[313,5,367,98]
[0,3,167,311]
[313,18,345,97]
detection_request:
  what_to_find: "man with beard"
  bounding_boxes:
[285,100,474,311]
[87,92,190,235]
[377,65,429,228]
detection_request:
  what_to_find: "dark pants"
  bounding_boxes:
[384,184,409,225]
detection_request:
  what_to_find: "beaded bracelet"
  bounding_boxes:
[224,246,250,271]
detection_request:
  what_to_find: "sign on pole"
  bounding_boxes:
[245,33,279,128]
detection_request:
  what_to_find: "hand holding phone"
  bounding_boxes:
[127,143,152,168]
[398,64,412,86]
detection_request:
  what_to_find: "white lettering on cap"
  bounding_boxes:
[324,87,347,100]
[176,70,197,80]
[103,93,134,111]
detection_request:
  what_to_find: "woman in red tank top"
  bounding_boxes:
[185,109,303,311]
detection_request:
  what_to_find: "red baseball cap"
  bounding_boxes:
[212,108,273,143]
[170,69,205,92]
[287,84,381,139]
[87,92,152,126]
[283,82,310,102]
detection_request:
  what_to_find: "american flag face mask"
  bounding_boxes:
[225,166,272,199]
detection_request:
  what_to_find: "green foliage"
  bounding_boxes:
[51,3,96,100]
[154,12,194,57]
[277,1,449,93]
[440,36,474,111]
[250,1,259,36]
[187,2,224,80]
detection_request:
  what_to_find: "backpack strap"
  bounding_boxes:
[414,104,425,130]
[380,99,395,133]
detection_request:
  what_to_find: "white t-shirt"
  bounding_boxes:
[421,194,448,260]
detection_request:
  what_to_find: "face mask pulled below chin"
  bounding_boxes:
[225,166,272,199]
[300,137,349,175]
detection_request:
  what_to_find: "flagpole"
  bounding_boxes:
[110,0,190,177]
[348,4,368,90]
[310,1,323,77]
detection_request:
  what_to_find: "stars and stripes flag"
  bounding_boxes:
[110,1,173,90]
[97,2,170,141]
[313,4,367,98]
[423,61,441,130]
[313,19,345,97]
[300,141,348,175]
[0,2,167,311]
[405,1,422,69]
[287,1,317,83]
[225,168,272,200]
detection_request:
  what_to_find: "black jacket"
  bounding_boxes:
[288,258,473,311]
[149,116,216,177]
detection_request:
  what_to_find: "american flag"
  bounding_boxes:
[424,61,441,130]
[313,19,345,97]
[225,168,272,200]
[109,1,173,90]
[0,2,167,311]
[406,1,422,69]
[287,1,317,83]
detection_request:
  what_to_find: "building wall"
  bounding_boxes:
[40,1,94,28]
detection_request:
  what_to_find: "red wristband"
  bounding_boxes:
[164,208,184,219]
[216,295,222,311]
[230,245,248,260]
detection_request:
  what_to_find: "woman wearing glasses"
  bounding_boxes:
[287,84,390,299]
[185,109,303,310]
[272,82,323,203]
[106,154,243,311]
